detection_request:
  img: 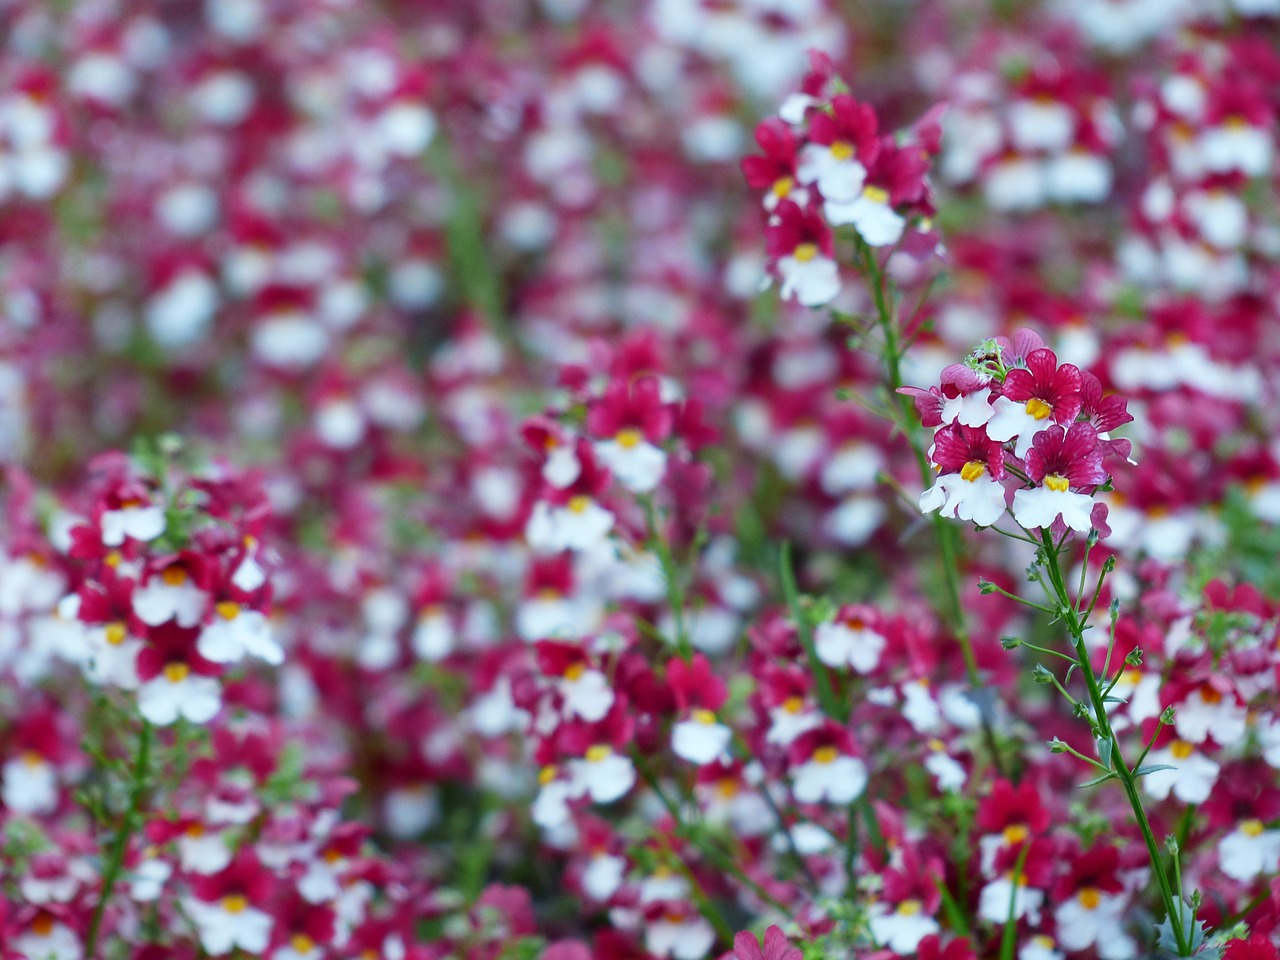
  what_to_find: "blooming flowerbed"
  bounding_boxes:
[4,1,1280,959]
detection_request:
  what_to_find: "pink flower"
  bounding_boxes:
[732,925,803,960]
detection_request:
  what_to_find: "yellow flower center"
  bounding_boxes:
[105,622,127,646]
[897,899,922,916]
[1241,819,1265,837]
[1002,823,1029,845]
[567,495,591,514]
[863,185,890,205]
[292,934,316,954]
[564,662,586,681]
[812,745,839,765]
[793,242,818,263]
[960,461,986,482]
[782,696,804,714]
[771,176,793,198]
[222,894,248,914]
[1199,686,1222,704]
[539,765,558,786]
[1077,887,1102,910]
[21,750,44,768]
[1169,739,1194,760]
[31,913,55,936]
[1025,397,1052,420]
[830,140,854,160]
[585,744,612,763]
[161,566,187,586]
[717,778,739,798]
[1044,474,1070,493]
[163,662,190,683]
[691,708,717,725]
[105,551,122,568]
[216,601,240,620]
[615,428,643,450]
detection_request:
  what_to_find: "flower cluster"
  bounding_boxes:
[906,331,1133,536]
[743,53,940,306]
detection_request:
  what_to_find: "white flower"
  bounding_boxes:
[978,874,1043,925]
[901,680,942,733]
[814,617,885,673]
[796,142,867,202]
[1184,189,1248,249]
[868,901,940,955]
[568,746,635,804]
[412,608,455,661]
[543,443,581,488]
[2,753,58,815]
[594,431,667,493]
[671,711,733,765]
[820,441,883,494]
[920,470,1007,527]
[560,667,614,722]
[13,917,83,960]
[100,504,166,546]
[1173,687,1246,746]
[766,699,822,746]
[178,828,234,875]
[130,856,173,902]
[1140,741,1220,804]
[1219,820,1280,881]
[1012,483,1095,532]
[791,747,866,804]
[1054,889,1135,960]
[133,569,207,627]
[1046,150,1112,203]
[1198,123,1273,177]
[645,914,716,960]
[825,186,906,247]
[198,603,283,665]
[985,396,1054,457]
[532,775,574,830]
[138,666,221,726]
[925,744,967,792]
[526,497,615,553]
[583,852,626,901]
[941,388,995,428]
[185,896,274,956]
[1008,99,1076,153]
[777,245,841,307]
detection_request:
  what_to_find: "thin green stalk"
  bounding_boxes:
[643,495,691,660]
[858,242,1007,779]
[85,719,153,959]
[1038,533,1191,956]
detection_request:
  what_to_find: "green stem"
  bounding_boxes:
[643,496,692,660]
[1038,534,1191,956]
[859,242,1006,780]
[85,719,153,959]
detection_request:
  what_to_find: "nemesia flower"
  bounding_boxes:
[765,200,840,307]
[921,423,1009,527]
[986,349,1084,458]
[1012,423,1107,533]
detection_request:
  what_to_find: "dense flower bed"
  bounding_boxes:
[3,1,1280,959]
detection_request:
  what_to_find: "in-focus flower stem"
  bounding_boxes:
[85,718,153,960]
[1037,532,1192,957]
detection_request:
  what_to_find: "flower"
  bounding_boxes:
[921,424,1009,527]
[986,349,1084,458]
[1011,423,1106,533]
[766,200,841,307]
